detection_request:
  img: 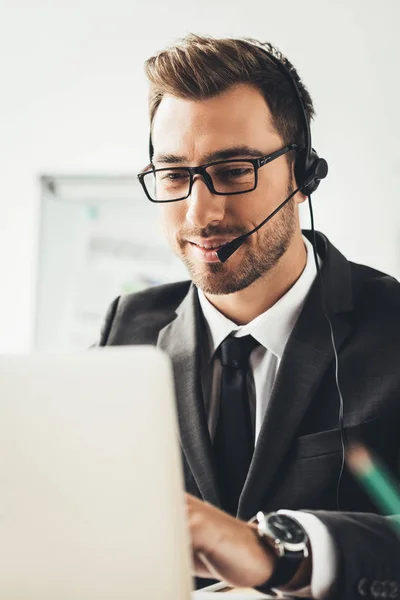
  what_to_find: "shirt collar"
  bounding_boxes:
[198,235,319,362]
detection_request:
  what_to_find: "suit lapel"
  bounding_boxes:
[157,284,220,506]
[238,232,354,519]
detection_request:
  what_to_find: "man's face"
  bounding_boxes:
[151,83,301,295]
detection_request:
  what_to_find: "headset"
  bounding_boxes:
[148,40,345,509]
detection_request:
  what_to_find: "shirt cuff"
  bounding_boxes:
[278,510,337,599]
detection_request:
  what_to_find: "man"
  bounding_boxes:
[97,34,400,592]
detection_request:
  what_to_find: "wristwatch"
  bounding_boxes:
[250,511,309,589]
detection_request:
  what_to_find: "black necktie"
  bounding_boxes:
[213,334,258,515]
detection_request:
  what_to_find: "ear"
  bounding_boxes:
[290,163,307,205]
[294,190,308,205]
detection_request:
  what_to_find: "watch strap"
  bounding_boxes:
[264,549,304,587]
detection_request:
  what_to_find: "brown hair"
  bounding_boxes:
[144,34,315,159]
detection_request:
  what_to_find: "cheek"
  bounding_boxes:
[160,203,186,238]
[245,170,291,221]
[258,162,291,197]
[228,190,269,226]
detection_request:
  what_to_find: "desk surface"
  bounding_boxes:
[193,582,273,598]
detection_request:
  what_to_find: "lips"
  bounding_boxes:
[188,239,233,250]
[186,239,235,263]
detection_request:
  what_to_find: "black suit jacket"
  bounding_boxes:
[97,230,400,594]
[315,512,400,599]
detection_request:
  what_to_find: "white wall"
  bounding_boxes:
[0,0,399,352]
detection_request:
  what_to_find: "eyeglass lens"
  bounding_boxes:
[143,161,256,201]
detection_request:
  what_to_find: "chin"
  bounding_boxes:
[186,261,262,296]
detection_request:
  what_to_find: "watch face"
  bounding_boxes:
[267,514,305,544]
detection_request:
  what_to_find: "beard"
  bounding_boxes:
[176,186,297,295]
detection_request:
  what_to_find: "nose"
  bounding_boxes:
[185,175,226,228]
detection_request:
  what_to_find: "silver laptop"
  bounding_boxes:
[0,346,192,600]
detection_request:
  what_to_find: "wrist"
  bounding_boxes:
[206,521,277,588]
[249,525,279,586]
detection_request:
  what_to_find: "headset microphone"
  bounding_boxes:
[216,186,300,263]
[216,163,328,263]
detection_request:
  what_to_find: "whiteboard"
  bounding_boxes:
[34,174,188,350]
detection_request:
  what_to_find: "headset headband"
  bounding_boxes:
[148,40,311,162]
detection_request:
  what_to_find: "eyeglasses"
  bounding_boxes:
[137,143,298,203]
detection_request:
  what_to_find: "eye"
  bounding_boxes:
[211,163,255,179]
[226,167,253,177]
[160,171,188,181]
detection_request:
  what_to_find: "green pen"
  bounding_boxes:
[347,444,400,535]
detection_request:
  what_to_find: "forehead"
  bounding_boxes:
[151,83,282,163]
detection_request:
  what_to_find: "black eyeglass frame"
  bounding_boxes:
[137,143,298,203]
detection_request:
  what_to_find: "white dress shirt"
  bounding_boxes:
[197,235,336,598]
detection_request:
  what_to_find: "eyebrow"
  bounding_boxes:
[153,146,265,165]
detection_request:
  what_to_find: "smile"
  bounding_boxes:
[187,240,236,264]
[193,242,228,250]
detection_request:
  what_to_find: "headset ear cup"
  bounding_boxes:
[294,148,309,192]
[294,149,328,195]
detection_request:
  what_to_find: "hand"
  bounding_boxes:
[185,493,277,588]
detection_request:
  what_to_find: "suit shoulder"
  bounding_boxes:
[99,280,192,345]
[349,262,400,339]
[350,261,400,309]
[117,280,192,315]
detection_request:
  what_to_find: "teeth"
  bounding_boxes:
[196,242,228,249]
